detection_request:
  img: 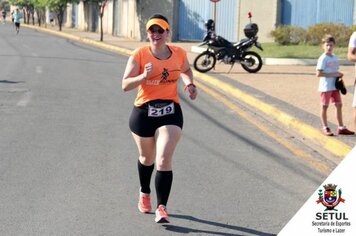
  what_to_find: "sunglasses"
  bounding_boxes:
[148,27,165,34]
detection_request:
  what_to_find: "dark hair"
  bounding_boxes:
[322,34,336,44]
[149,14,169,24]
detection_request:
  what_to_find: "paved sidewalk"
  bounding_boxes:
[24,24,355,161]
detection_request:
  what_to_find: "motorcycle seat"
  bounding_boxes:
[234,38,250,47]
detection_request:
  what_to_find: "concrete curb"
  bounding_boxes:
[194,71,352,158]
[25,24,352,158]
[24,24,133,57]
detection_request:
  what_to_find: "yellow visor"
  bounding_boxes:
[146,18,169,31]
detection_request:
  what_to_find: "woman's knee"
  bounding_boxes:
[156,156,172,170]
[139,155,155,165]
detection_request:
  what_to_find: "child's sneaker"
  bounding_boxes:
[322,127,333,136]
[155,205,169,223]
[336,127,355,135]
[138,192,151,213]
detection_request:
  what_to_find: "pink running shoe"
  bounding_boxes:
[138,192,151,213]
[336,127,355,135]
[155,205,169,223]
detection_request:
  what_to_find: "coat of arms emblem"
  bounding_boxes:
[316,184,345,211]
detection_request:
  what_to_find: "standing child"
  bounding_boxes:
[316,34,354,136]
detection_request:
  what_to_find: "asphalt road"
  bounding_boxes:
[0,24,325,235]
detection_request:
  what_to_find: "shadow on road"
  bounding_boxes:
[164,214,276,236]
[0,80,23,84]
[180,93,323,189]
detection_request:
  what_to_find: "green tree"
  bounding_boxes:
[47,0,78,31]
[0,1,10,11]
[31,0,47,26]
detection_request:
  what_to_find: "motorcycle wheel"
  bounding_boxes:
[240,51,263,73]
[193,51,216,73]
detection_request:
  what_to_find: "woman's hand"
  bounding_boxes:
[185,84,197,100]
[143,62,153,79]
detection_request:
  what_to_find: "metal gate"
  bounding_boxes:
[178,0,238,42]
[281,0,354,28]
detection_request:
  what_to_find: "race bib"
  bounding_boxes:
[148,102,175,117]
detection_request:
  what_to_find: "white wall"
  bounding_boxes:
[239,0,279,42]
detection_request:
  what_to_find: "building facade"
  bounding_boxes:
[61,0,356,43]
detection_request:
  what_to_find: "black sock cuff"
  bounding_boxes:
[137,160,154,169]
[156,170,173,174]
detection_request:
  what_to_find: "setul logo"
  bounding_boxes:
[316,183,345,211]
[313,183,350,234]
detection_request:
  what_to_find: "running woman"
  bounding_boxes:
[122,13,197,223]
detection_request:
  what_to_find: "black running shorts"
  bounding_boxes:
[129,100,183,137]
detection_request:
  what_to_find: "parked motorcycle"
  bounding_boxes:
[193,14,263,73]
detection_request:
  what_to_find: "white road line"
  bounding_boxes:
[35,65,42,74]
[16,91,32,107]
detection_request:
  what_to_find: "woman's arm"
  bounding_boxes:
[316,70,343,78]
[180,59,197,100]
[122,56,151,92]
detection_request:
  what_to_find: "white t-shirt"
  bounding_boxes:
[349,32,356,76]
[348,32,356,48]
[316,53,339,92]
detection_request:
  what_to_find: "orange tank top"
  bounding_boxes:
[131,45,187,107]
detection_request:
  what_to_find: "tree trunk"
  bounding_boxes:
[57,7,64,31]
[99,1,107,41]
[100,13,103,41]
[22,9,27,24]
[58,15,62,31]
[36,9,41,26]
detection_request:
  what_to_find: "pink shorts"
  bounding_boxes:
[320,90,342,106]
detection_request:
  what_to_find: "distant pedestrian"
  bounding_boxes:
[122,13,197,223]
[13,8,22,34]
[347,30,356,133]
[1,9,6,23]
[316,34,354,136]
[49,12,55,26]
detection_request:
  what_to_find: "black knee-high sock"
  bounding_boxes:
[155,170,173,207]
[137,160,154,194]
